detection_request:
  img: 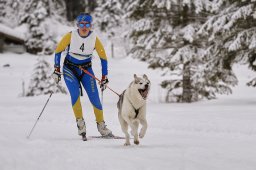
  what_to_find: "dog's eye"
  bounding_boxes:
[139,82,143,85]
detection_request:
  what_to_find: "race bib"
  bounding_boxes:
[69,30,96,56]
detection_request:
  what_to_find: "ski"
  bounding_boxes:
[88,135,126,139]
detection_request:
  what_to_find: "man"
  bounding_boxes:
[52,13,113,141]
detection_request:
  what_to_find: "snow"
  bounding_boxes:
[181,25,195,43]
[0,23,25,41]
[1,52,256,170]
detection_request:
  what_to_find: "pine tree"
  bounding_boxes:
[94,0,125,37]
[198,0,256,89]
[94,0,127,58]
[49,0,67,21]
[126,0,230,102]
[20,0,52,54]
[19,0,66,54]
[1,0,67,55]
[26,57,66,96]
[0,0,20,26]
[0,0,6,23]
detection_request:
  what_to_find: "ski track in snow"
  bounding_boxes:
[0,53,256,170]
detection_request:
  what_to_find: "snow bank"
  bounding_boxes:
[0,23,25,41]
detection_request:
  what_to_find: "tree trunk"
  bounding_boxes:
[64,0,97,21]
[111,42,114,58]
[85,0,97,13]
[182,61,192,102]
[65,0,73,21]
[0,37,4,53]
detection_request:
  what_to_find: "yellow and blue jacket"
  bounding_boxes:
[54,30,108,76]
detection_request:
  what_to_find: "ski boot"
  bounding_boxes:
[97,121,114,138]
[77,118,87,141]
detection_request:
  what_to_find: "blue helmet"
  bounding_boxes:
[76,13,92,23]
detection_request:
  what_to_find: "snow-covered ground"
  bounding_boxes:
[0,52,256,170]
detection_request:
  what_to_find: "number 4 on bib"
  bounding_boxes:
[80,43,85,52]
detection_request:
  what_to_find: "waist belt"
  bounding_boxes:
[64,59,92,96]
[64,59,92,69]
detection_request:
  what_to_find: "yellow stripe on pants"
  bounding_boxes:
[72,97,83,119]
[93,106,104,123]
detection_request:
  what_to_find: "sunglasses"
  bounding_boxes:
[78,23,91,28]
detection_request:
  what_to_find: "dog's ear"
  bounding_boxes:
[143,74,148,80]
[134,74,139,83]
[134,74,138,79]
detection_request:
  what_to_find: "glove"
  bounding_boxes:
[52,66,61,84]
[100,75,109,91]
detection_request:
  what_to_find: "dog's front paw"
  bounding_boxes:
[134,140,140,145]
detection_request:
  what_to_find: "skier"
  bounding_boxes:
[52,13,113,141]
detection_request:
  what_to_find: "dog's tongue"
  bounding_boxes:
[141,89,148,99]
[138,88,149,99]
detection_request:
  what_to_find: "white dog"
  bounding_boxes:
[117,74,150,146]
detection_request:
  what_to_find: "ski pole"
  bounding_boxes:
[101,88,104,108]
[27,91,53,139]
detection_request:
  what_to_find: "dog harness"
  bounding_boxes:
[134,108,140,119]
[119,90,140,119]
